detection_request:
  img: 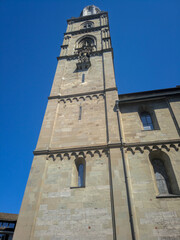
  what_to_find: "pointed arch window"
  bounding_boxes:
[78,37,94,49]
[76,36,96,70]
[152,159,172,194]
[140,112,154,130]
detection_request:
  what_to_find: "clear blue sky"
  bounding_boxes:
[0,0,179,214]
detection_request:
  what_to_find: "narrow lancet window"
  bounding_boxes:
[152,159,172,194]
[79,105,82,120]
[78,164,84,187]
[82,73,85,83]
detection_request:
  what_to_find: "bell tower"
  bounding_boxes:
[14,5,133,240]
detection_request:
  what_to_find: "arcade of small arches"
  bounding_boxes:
[57,93,105,105]
[125,143,179,154]
[46,149,108,162]
[47,149,108,188]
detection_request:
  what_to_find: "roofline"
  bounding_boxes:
[67,11,108,23]
[0,213,18,222]
[118,86,180,103]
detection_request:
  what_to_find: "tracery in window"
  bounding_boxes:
[78,37,94,49]
[75,36,96,70]
[140,112,154,130]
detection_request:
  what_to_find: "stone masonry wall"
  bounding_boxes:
[120,99,179,143]
[126,149,180,240]
[32,152,113,240]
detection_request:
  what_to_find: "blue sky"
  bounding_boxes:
[0,0,179,214]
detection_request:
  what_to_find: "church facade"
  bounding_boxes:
[13,6,180,240]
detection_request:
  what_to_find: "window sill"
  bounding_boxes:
[156,194,180,199]
[141,129,160,132]
[70,186,85,189]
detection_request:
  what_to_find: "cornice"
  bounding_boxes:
[124,139,180,148]
[124,139,180,154]
[67,12,108,23]
[64,25,108,36]
[34,144,108,156]
[118,87,180,103]
[33,139,180,156]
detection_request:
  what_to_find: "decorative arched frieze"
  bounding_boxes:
[94,150,102,157]
[59,99,66,104]
[86,150,94,157]
[152,145,160,151]
[102,149,109,157]
[46,148,108,162]
[79,96,85,102]
[78,151,85,158]
[85,95,92,101]
[92,95,98,100]
[71,152,78,159]
[66,98,72,103]
[126,147,135,155]
[47,154,56,161]
[72,97,79,102]
[135,146,144,154]
[57,93,105,104]
[144,146,151,152]
[161,144,170,152]
[56,153,63,161]
[64,152,71,160]
[99,94,105,99]
[170,144,179,151]
[125,143,179,155]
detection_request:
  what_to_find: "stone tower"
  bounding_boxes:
[13,5,180,240]
[13,5,133,240]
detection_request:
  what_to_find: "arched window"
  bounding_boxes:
[152,159,172,194]
[82,21,94,29]
[149,150,180,196]
[71,158,86,188]
[78,164,84,187]
[140,112,154,130]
